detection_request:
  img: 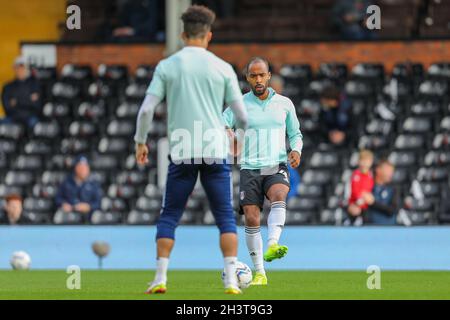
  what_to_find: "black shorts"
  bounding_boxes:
[239,163,290,214]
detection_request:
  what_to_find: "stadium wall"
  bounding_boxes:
[1,226,450,271]
[54,39,450,74]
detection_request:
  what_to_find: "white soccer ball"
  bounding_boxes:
[10,251,31,270]
[221,261,253,289]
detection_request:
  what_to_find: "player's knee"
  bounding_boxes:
[156,216,178,239]
[270,190,287,203]
[244,207,260,226]
[216,215,237,234]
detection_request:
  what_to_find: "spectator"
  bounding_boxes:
[271,74,301,200]
[1,194,29,225]
[55,156,102,218]
[111,0,159,41]
[319,84,352,146]
[346,149,374,225]
[332,0,374,40]
[1,56,41,129]
[364,160,399,225]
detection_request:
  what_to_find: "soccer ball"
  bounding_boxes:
[221,261,253,289]
[10,251,31,270]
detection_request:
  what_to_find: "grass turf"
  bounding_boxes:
[0,270,449,300]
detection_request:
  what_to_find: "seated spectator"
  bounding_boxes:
[346,149,374,225]
[111,0,159,42]
[55,156,102,219]
[319,84,352,146]
[1,56,41,129]
[1,194,29,225]
[332,0,374,40]
[364,160,399,225]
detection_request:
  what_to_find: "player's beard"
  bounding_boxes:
[252,84,268,96]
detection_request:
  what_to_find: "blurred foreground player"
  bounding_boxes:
[223,58,303,285]
[134,5,248,294]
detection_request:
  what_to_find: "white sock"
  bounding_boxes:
[154,257,169,284]
[268,201,286,246]
[223,256,239,287]
[245,226,265,275]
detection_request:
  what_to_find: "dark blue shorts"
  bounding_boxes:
[156,157,237,239]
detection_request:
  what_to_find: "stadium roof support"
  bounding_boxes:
[166,0,191,56]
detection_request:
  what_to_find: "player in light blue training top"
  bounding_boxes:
[223,57,303,286]
[134,5,248,295]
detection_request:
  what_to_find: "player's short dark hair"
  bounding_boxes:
[181,5,216,39]
[245,57,270,74]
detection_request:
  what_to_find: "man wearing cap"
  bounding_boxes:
[1,56,41,128]
[55,156,102,219]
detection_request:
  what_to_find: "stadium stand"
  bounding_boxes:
[1,59,449,226]
[58,0,450,42]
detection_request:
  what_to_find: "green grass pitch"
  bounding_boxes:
[0,270,449,300]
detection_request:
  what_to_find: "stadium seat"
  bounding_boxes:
[53,210,84,225]
[40,171,67,185]
[24,140,53,155]
[417,79,447,97]
[60,138,91,154]
[410,100,440,117]
[116,101,140,119]
[100,197,127,212]
[33,121,60,139]
[51,81,80,100]
[0,184,23,197]
[5,171,35,186]
[135,65,155,83]
[432,133,450,149]
[61,64,92,81]
[388,151,418,168]
[424,150,450,167]
[106,120,135,137]
[116,170,147,185]
[98,138,129,154]
[417,167,448,182]
[43,102,71,119]
[77,101,106,119]
[351,63,384,81]
[0,139,17,155]
[125,82,147,99]
[69,121,97,137]
[144,184,162,199]
[401,117,432,134]
[90,210,122,225]
[97,64,128,81]
[297,184,324,199]
[394,134,426,150]
[127,210,158,225]
[23,197,54,213]
[32,184,58,199]
[440,116,450,132]
[0,123,23,140]
[135,196,161,212]
[12,155,43,171]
